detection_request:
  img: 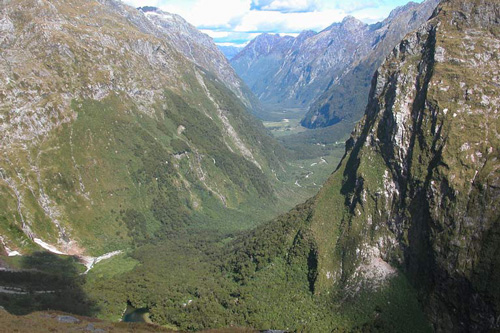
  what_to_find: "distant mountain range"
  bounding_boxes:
[231,0,440,128]
[302,0,441,129]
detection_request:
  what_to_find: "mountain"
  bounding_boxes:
[0,0,285,258]
[223,0,500,330]
[231,0,439,113]
[2,0,497,331]
[302,0,441,128]
[217,45,244,60]
[231,32,312,109]
[137,6,258,110]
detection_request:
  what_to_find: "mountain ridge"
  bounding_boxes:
[136,6,261,112]
[231,0,439,119]
[302,0,440,129]
[0,0,285,258]
[225,0,500,330]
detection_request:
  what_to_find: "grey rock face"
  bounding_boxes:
[57,315,80,323]
[305,0,500,331]
[302,0,440,129]
[231,0,439,119]
[137,7,253,107]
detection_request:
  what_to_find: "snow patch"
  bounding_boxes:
[32,237,122,274]
[0,236,21,256]
[33,238,65,255]
[81,250,123,274]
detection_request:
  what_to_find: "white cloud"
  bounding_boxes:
[234,9,345,32]
[122,0,424,44]
[200,30,230,38]
[257,0,321,12]
[123,0,163,8]
[280,32,300,37]
[159,0,251,28]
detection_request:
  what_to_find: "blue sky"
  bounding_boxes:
[123,0,424,46]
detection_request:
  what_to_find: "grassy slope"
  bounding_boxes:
[0,72,294,255]
[0,0,300,257]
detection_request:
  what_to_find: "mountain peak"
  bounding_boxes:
[341,15,365,29]
[321,15,366,33]
[385,1,419,21]
[297,30,316,39]
[342,15,358,23]
[242,33,284,56]
[137,6,159,13]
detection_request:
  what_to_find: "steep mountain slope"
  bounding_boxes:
[0,0,285,257]
[226,0,500,331]
[137,6,259,111]
[230,31,310,108]
[5,1,497,331]
[232,18,371,109]
[231,0,439,111]
[302,0,440,128]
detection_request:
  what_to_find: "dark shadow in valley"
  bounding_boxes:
[0,252,99,316]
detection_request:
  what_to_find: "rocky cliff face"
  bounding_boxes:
[137,6,258,110]
[231,0,439,112]
[302,0,440,129]
[229,0,500,330]
[309,0,500,330]
[231,17,372,109]
[0,0,284,257]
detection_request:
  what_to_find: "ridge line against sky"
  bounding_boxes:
[123,0,425,46]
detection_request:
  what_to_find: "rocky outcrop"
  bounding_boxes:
[304,0,500,330]
[301,0,440,129]
[226,0,500,331]
[138,6,257,110]
[231,0,439,113]
[0,0,283,257]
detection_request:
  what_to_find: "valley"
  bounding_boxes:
[262,110,347,196]
[1,0,499,332]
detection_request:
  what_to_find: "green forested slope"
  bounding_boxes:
[0,0,287,257]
